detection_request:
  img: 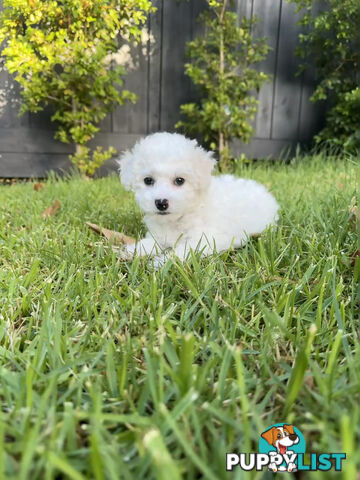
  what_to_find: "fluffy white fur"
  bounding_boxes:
[118,132,279,263]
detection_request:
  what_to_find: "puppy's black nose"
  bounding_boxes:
[155,199,169,211]
[289,434,298,441]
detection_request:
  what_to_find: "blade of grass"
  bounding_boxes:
[341,414,356,480]
[143,429,181,480]
[160,404,218,480]
[284,324,317,417]
[47,452,86,480]
[234,347,250,453]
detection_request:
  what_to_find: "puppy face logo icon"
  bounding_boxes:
[259,423,306,472]
[226,423,346,472]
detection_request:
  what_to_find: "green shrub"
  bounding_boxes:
[176,0,270,171]
[290,0,360,153]
[0,0,154,176]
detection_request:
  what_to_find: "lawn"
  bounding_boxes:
[0,154,359,479]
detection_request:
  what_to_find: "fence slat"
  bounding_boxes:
[252,0,282,140]
[112,35,149,134]
[160,0,193,131]
[147,0,163,134]
[271,1,303,140]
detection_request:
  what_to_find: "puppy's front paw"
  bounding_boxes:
[268,463,278,472]
[287,462,297,473]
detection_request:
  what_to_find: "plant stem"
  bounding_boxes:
[218,0,227,169]
[219,130,224,166]
[76,143,84,155]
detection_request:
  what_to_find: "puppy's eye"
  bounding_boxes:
[277,434,281,439]
[144,177,155,186]
[174,177,185,186]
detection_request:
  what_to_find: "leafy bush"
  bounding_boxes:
[0,0,154,176]
[290,0,360,153]
[176,0,270,170]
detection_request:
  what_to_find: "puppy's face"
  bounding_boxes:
[119,133,216,217]
[133,166,199,216]
[261,425,299,454]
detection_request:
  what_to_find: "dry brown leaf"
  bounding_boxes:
[86,222,136,245]
[34,183,44,191]
[42,199,61,218]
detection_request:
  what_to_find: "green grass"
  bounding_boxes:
[0,154,359,479]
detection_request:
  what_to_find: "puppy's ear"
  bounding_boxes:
[283,425,295,435]
[261,427,276,446]
[193,148,216,192]
[118,149,135,191]
[198,149,216,175]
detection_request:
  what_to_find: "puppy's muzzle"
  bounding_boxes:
[155,199,169,212]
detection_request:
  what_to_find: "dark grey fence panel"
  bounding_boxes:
[160,0,192,130]
[271,1,303,140]
[112,37,149,134]
[0,0,325,177]
[147,0,163,133]
[252,0,282,140]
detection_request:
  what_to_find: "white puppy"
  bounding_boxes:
[118,132,279,263]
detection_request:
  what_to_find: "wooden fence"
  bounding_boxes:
[0,0,325,177]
